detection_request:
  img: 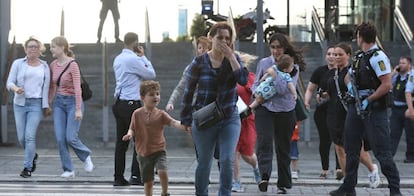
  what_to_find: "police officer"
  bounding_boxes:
[330,22,402,196]
[397,56,414,163]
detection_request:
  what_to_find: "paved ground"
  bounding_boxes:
[1,139,413,195]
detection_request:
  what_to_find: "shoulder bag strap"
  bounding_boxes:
[334,69,348,112]
[57,60,75,87]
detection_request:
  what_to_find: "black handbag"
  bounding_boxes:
[192,99,225,130]
[57,60,93,101]
[80,75,92,101]
[295,88,308,121]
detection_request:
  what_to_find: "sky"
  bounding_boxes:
[10,0,320,44]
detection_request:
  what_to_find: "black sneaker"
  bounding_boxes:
[113,178,130,186]
[32,153,38,172]
[20,168,31,178]
[277,187,287,194]
[329,188,356,196]
[129,175,143,185]
[258,180,268,192]
[403,159,414,163]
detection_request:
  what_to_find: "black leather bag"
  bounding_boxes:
[57,60,93,101]
[80,75,92,101]
[192,101,225,130]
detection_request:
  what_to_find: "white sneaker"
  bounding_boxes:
[291,171,298,179]
[84,155,94,172]
[61,171,75,178]
[368,164,380,188]
[231,181,243,192]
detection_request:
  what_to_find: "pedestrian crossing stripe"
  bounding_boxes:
[0,183,195,195]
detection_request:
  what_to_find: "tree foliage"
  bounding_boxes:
[190,13,207,39]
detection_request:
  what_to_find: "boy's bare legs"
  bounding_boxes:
[144,181,154,196]
[158,169,169,195]
[291,159,298,172]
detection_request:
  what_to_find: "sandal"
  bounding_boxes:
[319,172,328,179]
[336,169,344,180]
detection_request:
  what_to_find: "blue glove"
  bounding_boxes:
[346,82,353,96]
[361,99,369,110]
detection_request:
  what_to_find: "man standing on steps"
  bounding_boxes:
[97,0,122,43]
[112,32,156,186]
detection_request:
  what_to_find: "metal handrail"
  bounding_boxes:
[311,6,326,42]
[394,6,413,49]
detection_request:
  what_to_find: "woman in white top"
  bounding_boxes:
[6,37,51,178]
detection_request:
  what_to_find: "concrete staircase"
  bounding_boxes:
[3,41,410,149]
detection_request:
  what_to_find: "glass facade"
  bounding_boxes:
[293,0,395,42]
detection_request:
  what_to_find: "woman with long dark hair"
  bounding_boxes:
[253,33,305,194]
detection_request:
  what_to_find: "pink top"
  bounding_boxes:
[49,59,82,110]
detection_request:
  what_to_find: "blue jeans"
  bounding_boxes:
[53,94,91,172]
[13,98,43,170]
[290,140,299,160]
[341,105,400,193]
[192,110,240,196]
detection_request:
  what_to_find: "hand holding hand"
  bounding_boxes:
[184,126,192,133]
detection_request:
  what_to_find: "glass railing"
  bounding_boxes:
[311,6,326,43]
[394,6,413,49]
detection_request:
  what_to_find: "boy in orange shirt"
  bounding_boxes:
[123,80,187,196]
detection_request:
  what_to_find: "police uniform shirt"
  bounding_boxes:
[404,69,414,95]
[350,45,392,97]
[393,70,412,106]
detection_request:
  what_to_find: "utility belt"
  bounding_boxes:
[343,92,392,110]
[392,104,408,109]
[117,99,141,106]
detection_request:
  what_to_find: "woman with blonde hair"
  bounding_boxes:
[48,36,94,178]
[7,37,50,178]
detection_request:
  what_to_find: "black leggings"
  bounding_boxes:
[314,104,340,171]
